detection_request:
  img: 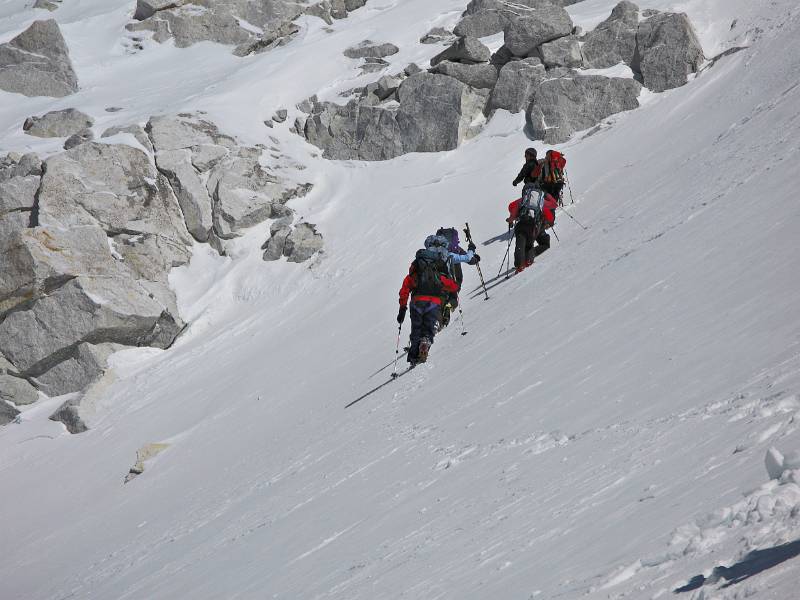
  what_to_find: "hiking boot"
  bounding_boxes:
[515,266,525,274]
[525,259,534,268]
[418,337,431,363]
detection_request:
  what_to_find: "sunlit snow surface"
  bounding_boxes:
[1,0,799,598]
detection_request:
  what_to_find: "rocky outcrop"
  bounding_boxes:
[504,5,574,58]
[63,129,94,150]
[0,19,78,97]
[262,221,323,263]
[124,442,170,483]
[129,0,366,54]
[303,72,488,160]
[488,57,546,113]
[344,40,399,59]
[23,109,93,138]
[526,74,642,143]
[430,36,491,66]
[582,1,639,69]
[633,12,704,92]
[147,114,311,244]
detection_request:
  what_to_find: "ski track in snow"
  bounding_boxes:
[1,0,800,599]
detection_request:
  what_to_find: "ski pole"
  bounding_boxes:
[566,172,576,205]
[498,224,513,277]
[391,322,402,378]
[463,223,489,301]
[558,206,588,230]
[550,225,560,242]
[457,304,467,336]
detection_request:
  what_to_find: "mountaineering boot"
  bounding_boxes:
[418,337,431,363]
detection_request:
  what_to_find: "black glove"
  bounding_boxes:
[468,241,476,252]
[512,180,519,187]
[469,254,481,265]
[397,306,407,324]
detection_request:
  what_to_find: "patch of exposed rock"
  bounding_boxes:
[262,221,324,263]
[454,0,580,38]
[302,72,488,161]
[344,40,399,59]
[23,109,93,138]
[581,0,639,69]
[633,11,704,92]
[526,74,642,143]
[128,0,367,55]
[0,19,78,97]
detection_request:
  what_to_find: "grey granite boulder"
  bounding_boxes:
[430,36,491,66]
[285,223,323,263]
[633,12,704,92]
[34,0,62,10]
[0,275,182,379]
[0,400,19,426]
[0,19,78,97]
[430,61,498,89]
[0,175,38,218]
[539,36,582,68]
[582,1,640,69]
[504,6,574,58]
[0,356,38,406]
[526,74,642,143]
[303,72,488,160]
[49,398,87,434]
[101,124,153,152]
[272,109,288,123]
[488,57,546,113]
[0,153,43,182]
[63,129,94,150]
[455,0,580,38]
[262,221,323,263]
[23,108,93,138]
[33,342,119,396]
[154,149,214,242]
[134,0,189,21]
[344,40,399,59]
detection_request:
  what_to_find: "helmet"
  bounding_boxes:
[424,234,449,249]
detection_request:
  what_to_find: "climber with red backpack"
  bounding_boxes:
[506,190,559,273]
[539,149,567,205]
[397,235,460,364]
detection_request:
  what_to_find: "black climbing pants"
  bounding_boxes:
[408,300,441,361]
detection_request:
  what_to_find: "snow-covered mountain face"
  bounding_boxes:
[2,0,800,598]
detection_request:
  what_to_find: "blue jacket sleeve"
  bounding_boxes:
[449,250,474,264]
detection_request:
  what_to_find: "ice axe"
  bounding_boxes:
[463,222,489,301]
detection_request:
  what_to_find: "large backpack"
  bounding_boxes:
[541,150,566,185]
[435,227,460,253]
[413,248,448,297]
[518,187,543,220]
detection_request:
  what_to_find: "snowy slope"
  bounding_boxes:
[2,0,800,599]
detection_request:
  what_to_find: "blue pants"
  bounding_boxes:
[408,301,441,361]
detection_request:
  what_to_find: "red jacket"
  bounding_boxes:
[399,267,459,307]
[507,193,558,227]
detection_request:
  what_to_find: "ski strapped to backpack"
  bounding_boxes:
[541,150,566,185]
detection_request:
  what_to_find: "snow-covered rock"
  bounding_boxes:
[343,39,399,59]
[420,27,456,45]
[0,20,78,97]
[455,0,579,38]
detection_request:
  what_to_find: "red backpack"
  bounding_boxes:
[541,150,566,185]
